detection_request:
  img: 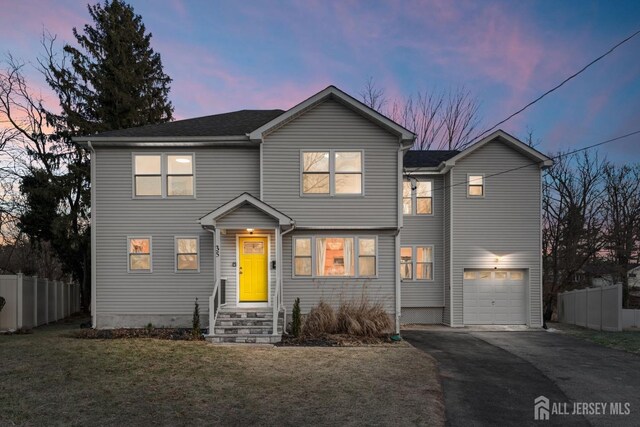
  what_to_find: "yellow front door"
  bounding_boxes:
[239,236,268,302]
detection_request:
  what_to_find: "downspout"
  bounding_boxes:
[396,139,413,335]
[278,222,296,333]
[87,141,97,328]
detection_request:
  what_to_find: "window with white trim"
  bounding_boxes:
[292,236,377,278]
[403,179,432,215]
[293,238,312,276]
[128,237,151,271]
[176,237,199,271]
[134,155,161,196]
[468,175,484,197]
[401,246,434,281]
[302,151,363,195]
[133,153,194,197]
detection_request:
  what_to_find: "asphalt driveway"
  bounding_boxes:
[404,329,640,427]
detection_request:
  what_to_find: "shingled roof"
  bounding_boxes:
[403,150,460,168]
[88,109,285,138]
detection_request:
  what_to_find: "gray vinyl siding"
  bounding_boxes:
[93,146,260,323]
[282,230,396,314]
[400,175,444,308]
[216,204,278,229]
[450,139,543,327]
[443,172,451,325]
[220,229,276,305]
[401,307,443,324]
[262,99,399,228]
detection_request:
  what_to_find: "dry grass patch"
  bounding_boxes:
[0,318,444,426]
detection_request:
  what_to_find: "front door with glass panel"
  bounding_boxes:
[238,237,268,302]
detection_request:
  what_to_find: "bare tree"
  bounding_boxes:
[602,163,640,307]
[359,79,481,150]
[441,87,480,150]
[542,150,607,320]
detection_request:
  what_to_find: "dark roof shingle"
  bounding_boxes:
[89,109,285,138]
[403,150,460,168]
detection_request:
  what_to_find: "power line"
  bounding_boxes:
[427,129,640,193]
[467,28,640,146]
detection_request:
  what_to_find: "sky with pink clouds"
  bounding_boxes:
[1,0,639,161]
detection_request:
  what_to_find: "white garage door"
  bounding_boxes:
[463,269,527,325]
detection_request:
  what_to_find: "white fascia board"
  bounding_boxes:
[445,130,553,168]
[73,135,251,147]
[199,192,294,227]
[248,85,416,143]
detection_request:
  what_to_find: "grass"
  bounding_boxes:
[550,322,640,355]
[0,318,444,426]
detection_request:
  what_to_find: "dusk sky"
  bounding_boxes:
[1,0,639,161]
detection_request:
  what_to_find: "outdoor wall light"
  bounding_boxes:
[246,228,254,234]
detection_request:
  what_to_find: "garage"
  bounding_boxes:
[463,269,527,325]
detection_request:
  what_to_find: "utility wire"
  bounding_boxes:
[427,129,640,194]
[466,28,640,146]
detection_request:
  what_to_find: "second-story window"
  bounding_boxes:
[468,175,484,197]
[403,179,432,215]
[302,151,363,195]
[167,155,194,196]
[133,153,194,197]
[134,155,162,196]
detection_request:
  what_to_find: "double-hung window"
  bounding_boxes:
[293,236,376,277]
[403,179,432,215]
[133,153,194,197]
[128,237,152,272]
[302,151,363,195]
[175,237,199,271]
[401,246,434,281]
[468,175,484,197]
[134,155,162,196]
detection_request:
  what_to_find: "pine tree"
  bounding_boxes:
[291,298,302,337]
[45,0,174,135]
[192,298,201,339]
[17,0,174,310]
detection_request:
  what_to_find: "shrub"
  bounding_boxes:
[303,301,337,337]
[291,297,302,337]
[336,299,392,337]
[192,298,201,339]
[0,296,5,313]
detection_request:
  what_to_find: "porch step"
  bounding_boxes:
[206,307,285,344]
[207,334,283,344]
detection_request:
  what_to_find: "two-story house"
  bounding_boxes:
[75,86,552,343]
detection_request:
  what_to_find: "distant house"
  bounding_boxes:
[73,86,552,343]
[580,264,640,289]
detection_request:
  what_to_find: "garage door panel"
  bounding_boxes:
[463,269,527,325]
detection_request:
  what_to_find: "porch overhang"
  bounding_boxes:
[199,192,295,228]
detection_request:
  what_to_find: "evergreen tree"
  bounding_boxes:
[17,0,174,310]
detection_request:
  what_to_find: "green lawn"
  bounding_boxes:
[550,322,640,355]
[0,318,444,426]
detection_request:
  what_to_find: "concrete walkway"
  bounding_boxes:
[404,329,640,426]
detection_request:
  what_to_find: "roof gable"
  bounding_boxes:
[445,130,553,168]
[199,193,294,228]
[248,86,416,143]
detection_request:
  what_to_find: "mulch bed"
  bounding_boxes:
[72,328,205,341]
[277,333,396,347]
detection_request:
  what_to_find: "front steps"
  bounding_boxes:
[206,307,284,344]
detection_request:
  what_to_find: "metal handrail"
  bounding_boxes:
[209,279,222,335]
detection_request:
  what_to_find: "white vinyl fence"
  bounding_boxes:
[0,274,81,331]
[557,283,640,331]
